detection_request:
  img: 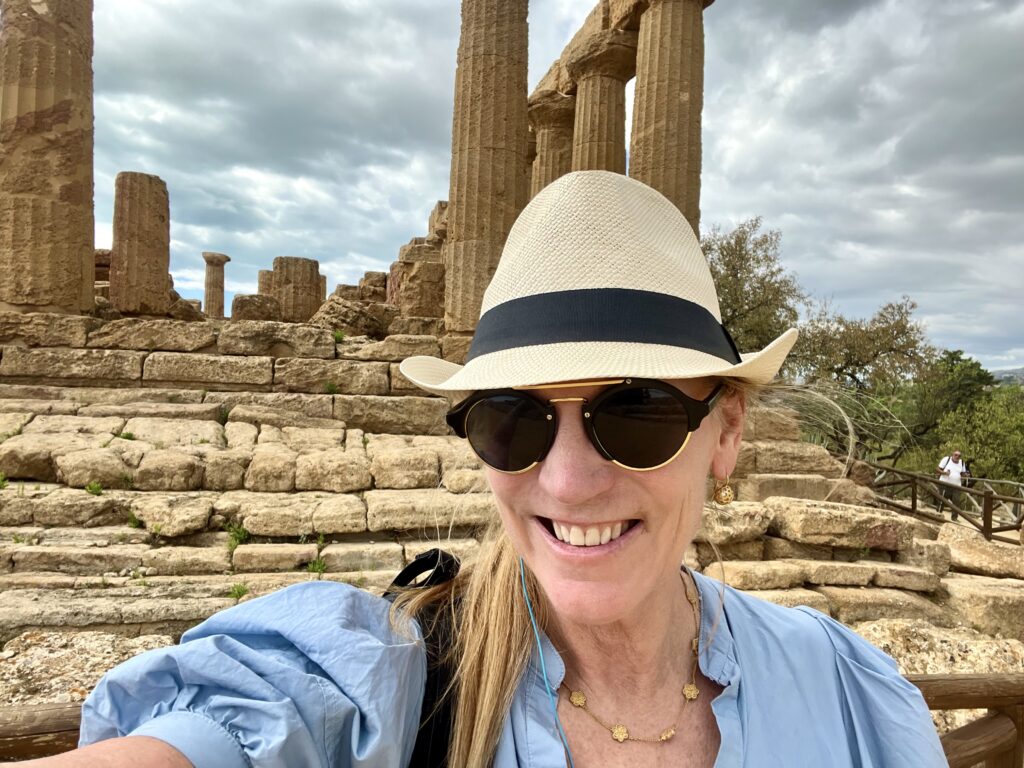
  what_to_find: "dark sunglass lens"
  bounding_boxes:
[591,386,691,468]
[464,394,551,472]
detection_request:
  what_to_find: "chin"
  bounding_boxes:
[534,567,648,629]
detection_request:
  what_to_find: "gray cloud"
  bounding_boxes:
[93,0,1023,370]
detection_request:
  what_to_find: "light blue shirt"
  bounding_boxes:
[80,572,947,767]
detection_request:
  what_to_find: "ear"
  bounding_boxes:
[710,392,746,480]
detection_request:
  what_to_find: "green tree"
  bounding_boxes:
[936,385,1024,482]
[791,297,933,390]
[701,217,806,353]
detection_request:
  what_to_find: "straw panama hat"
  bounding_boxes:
[400,170,798,401]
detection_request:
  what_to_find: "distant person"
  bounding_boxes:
[937,449,967,520]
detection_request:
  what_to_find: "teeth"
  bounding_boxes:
[552,521,630,547]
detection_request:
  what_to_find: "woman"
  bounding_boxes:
[25,172,945,767]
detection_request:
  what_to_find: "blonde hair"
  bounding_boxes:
[391,378,757,767]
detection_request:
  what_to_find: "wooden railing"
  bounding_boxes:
[870,462,1023,545]
[3,674,1024,764]
[908,673,1024,768]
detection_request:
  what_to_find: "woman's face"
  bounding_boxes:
[486,378,745,628]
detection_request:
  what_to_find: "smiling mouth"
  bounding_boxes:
[539,518,638,547]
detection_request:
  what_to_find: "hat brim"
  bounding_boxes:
[400,328,798,402]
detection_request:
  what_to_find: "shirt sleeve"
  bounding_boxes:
[796,608,948,768]
[79,581,427,768]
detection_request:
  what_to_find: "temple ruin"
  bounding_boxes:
[0,1,1021,758]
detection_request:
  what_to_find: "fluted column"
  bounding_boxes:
[528,89,576,198]
[630,0,711,233]
[202,251,230,319]
[257,269,274,295]
[109,172,171,315]
[566,30,637,173]
[271,256,321,323]
[0,0,94,313]
[444,0,529,332]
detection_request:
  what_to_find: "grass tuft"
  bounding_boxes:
[228,583,250,600]
[84,481,103,496]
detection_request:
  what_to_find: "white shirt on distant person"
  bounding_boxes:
[938,455,966,485]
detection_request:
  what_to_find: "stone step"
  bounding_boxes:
[707,559,941,593]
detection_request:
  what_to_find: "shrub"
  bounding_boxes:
[225,522,250,553]
[229,583,249,600]
[126,511,143,529]
[324,381,339,395]
[333,330,345,344]
[307,558,326,576]
[84,481,103,496]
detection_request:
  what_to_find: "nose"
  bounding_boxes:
[535,400,616,506]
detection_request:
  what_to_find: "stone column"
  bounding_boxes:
[566,30,638,174]
[202,251,230,319]
[528,89,576,198]
[271,256,321,323]
[109,172,172,315]
[630,0,712,233]
[444,0,529,332]
[0,0,94,314]
[319,274,327,303]
[257,270,274,295]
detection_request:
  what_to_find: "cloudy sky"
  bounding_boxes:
[92,0,1024,371]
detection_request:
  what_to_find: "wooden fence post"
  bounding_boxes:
[983,491,994,540]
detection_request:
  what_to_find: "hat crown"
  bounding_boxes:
[481,171,721,322]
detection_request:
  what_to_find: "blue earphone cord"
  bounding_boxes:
[519,557,576,768]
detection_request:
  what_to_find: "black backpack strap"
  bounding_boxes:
[384,549,460,768]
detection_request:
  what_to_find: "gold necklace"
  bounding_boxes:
[563,571,702,744]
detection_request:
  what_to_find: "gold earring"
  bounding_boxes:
[713,477,734,505]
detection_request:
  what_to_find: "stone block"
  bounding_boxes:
[895,538,951,577]
[227,405,342,430]
[943,574,1024,642]
[872,564,940,593]
[312,495,367,534]
[24,489,130,528]
[743,407,800,442]
[134,450,204,492]
[122,417,225,448]
[695,539,763,568]
[218,321,335,359]
[86,319,217,352]
[333,396,448,436]
[814,586,950,625]
[78,402,223,421]
[281,427,345,454]
[144,353,274,389]
[832,546,892,563]
[826,479,877,506]
[273,358,389,395]
[365,489,496,531]
[0,313,100,348]
[371,448,441,490]
[0,434,111,482]
[244,446,297,492]
[0,412,32,438]
[131,494,213,537]
[203,450,251,492]
[765,497,916,551]
[937,523,1024,580]
[295,450,371,493]
[143,547,232,576]
[321,542,404,572]
[12,545,147,575]
[309,297,386,339]
[395,261,444,317]
[428,201,448,240]
[22,415,125,435]
[225,422,258,450]
[335,335,441,363]
[387,317,445,337]
[442,468,488,494]
[0,347,144,384]
[695,502,770,545]
[397,240,441,264]
[206,392,334,420]
[762,536,832,561]
[0,400,79,416]
[743,588,831,614]
[705,561,804,591]
[794,559,875,586]
[230,294,282,322]
[404,537,479,564]
[234,496,313,537]
[736,474,831,502]
[232,544,319,573]
[441,335,473,364]
[55,449,132,490]
[751,441,844,478]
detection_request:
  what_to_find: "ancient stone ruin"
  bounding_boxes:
[0,0,1022,752]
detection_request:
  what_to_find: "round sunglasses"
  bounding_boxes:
[446,378,724,474]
